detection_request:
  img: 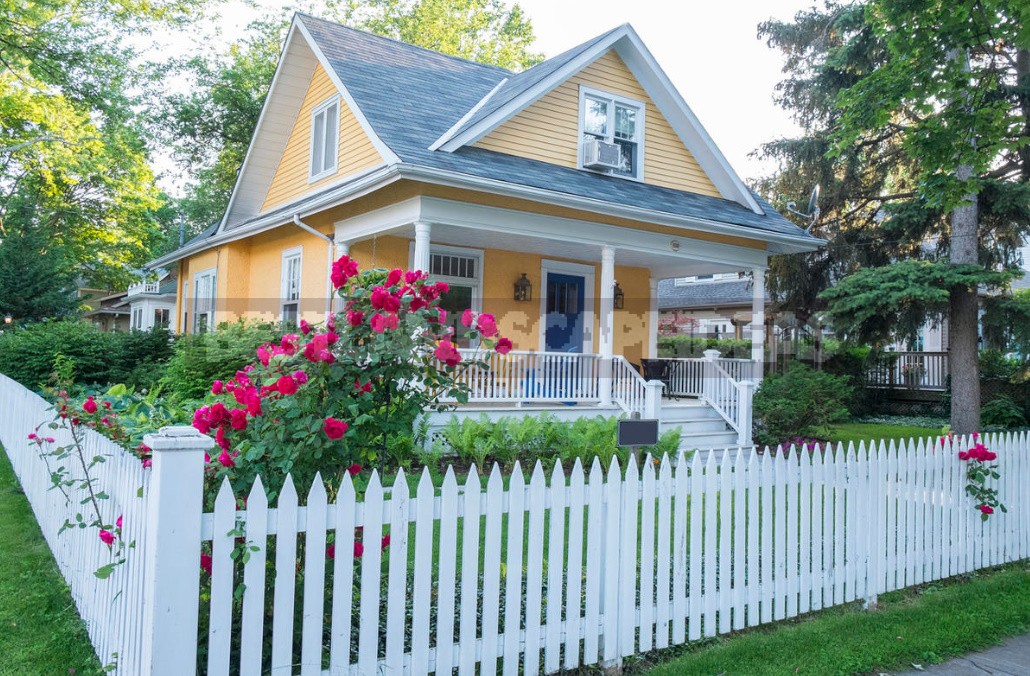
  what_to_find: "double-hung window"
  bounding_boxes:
[281,247,303,326]
[193,269,216,333]
[309,97,339,181]
[580,87,645,179]
[154,308,170,329]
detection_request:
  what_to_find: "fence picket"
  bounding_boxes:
[786,446,800,619]
[357,472,384,674]
[565,460,586,669]
[745,451,761,625]
[459,466,482,676]
[655,455,673,647]
[436,469,460,674]
[385,470,410,675]
[601,459,622,665]
[240,477,268,675]
[301,475,328,676]
[639,455,656,651]
[503,465,526,675]
[759,450,773,625]
[717,451,732,634]
[672,452,689,642]
[545,461,566,673]
[480,466,504,672]
[271,476,299,675]
[207,479,235,676]
[702,452,718,636]
[799,446,812,615]
[619,455,640,656]
[329,473,356,675]
[524,463,546,675]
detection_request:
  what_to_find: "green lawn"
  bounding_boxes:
[641,564,1030,675]
[0,447,102,676]
[829,422,940,446]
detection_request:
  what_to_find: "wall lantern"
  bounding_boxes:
[514,273,532,302]
[613,282,625,310]
[3,314,11,325]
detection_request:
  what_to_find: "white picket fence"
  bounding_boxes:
[0,374,153,673]
[3,368,1030,675]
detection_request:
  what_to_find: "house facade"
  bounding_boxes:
[149,14,822,447]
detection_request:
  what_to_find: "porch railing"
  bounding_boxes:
[664,357,755,398]
[611,355,656,418]
[699,351,755,446]
[452,349,602,403]
[866,351,949,391]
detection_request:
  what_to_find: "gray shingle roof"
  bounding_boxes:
[298,14,819,243]
[658,278,769,310]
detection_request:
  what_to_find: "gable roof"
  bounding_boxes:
[658,278,769,311]
[200,13,821,256]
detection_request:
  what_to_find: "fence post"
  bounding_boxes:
[702,349,720,405]
[736,380,755,447]
[643,380,664,419]
[140,426,213,676]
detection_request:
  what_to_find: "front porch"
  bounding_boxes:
[334,195,773,449]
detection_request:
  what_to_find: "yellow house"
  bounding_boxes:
[149,14,822,448]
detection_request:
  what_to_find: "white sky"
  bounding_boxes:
[155,0,812,193]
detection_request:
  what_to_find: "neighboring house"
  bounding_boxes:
[83,291,131,332]
[657,273,766,339]
[125,271,177,332]
[148,14,822,448]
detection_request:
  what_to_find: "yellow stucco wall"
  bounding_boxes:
[474,50,721,198]
[260,64,384,212]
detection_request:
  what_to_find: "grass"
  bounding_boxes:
[829,422,940,446]
[636,563,1030,675]
[0,447,102,676]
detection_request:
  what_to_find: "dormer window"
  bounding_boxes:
[579,87,645,180]
[309,96,339,181]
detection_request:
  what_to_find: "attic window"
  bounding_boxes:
[309,96,339,181]
[579,86,645,180]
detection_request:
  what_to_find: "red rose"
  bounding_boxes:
[326,544,335,560]
[353,540,364,558]
[230,408,248,431]
[300,319,311,335]
[495,337,513,355]
[386,268,403,286]
[347,463,362,475]
[276,375,298,396]
[98,529,115,545]
[217,450,235,468]
[461,308,475,327]
[212,380,224,395]
[476,313,498,338]
[200,553,213,575]
[980,504,994,515]
[83,397,97,414]
[434,340,462,367]
[323,417,348,440]
[381,534,391,550]
[347,310,364,327]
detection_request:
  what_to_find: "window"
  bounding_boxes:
[309,97,339,180]
[154,308,170,329]
[281,248,303,326]
[427,249,481,348]
[132,307,143,330]
[193,269,216,333]
[579,87,645,179]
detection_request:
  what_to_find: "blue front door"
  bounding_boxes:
[545,272,585,352]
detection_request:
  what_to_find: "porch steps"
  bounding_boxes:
[659,399,739,452]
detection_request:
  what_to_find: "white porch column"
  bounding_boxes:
[331,239,350,313]
[751,267,766,380]
[599,245,615,406]
[413,221,431,273]
[648,276,659,359]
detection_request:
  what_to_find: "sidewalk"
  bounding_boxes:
[893,632,1030,675]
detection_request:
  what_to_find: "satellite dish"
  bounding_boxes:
[785,184,821,231]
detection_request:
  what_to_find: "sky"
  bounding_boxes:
[156,0,812,194]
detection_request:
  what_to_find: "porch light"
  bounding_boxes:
[613,282,625,310]
[514,273,532,302]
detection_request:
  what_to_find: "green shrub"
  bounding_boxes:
[981,396,1027,429]
[435,414,681,470]
[0,320,172,389]
[159,321,281,400]
[657,336,751,359]
[753,364,853,446]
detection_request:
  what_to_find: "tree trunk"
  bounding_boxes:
[949,163,980,434]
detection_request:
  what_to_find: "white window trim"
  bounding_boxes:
[308,95,341,183]
[408,242,484,342]
[538,258,596,354]
[577,85,646,182]
[280,246,303,323]
[192,267,217,334]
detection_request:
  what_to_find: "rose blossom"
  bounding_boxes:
[83,396,97,414]
[323,417,348,440]
[99,529,115,545]
[495,337,513,354]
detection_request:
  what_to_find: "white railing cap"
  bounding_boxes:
[143,426,215,452]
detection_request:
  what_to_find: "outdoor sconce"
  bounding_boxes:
[514,273,532,302]
[3,314,11,325]
[613,282,625,310]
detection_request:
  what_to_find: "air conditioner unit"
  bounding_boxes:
[582,138,621,170]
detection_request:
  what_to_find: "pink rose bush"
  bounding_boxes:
[191,255,509,499]
[956,432,1006,521]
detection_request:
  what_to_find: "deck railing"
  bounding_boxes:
[866,352,949,391]
[664,357,755,398]
[451,349,602,404]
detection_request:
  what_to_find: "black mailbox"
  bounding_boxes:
[617,419,659,447]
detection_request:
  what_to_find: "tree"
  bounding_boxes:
[0,221,77,321]
[758,1,1030,433]
[162,1,543,233]
[0,0,211,299]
